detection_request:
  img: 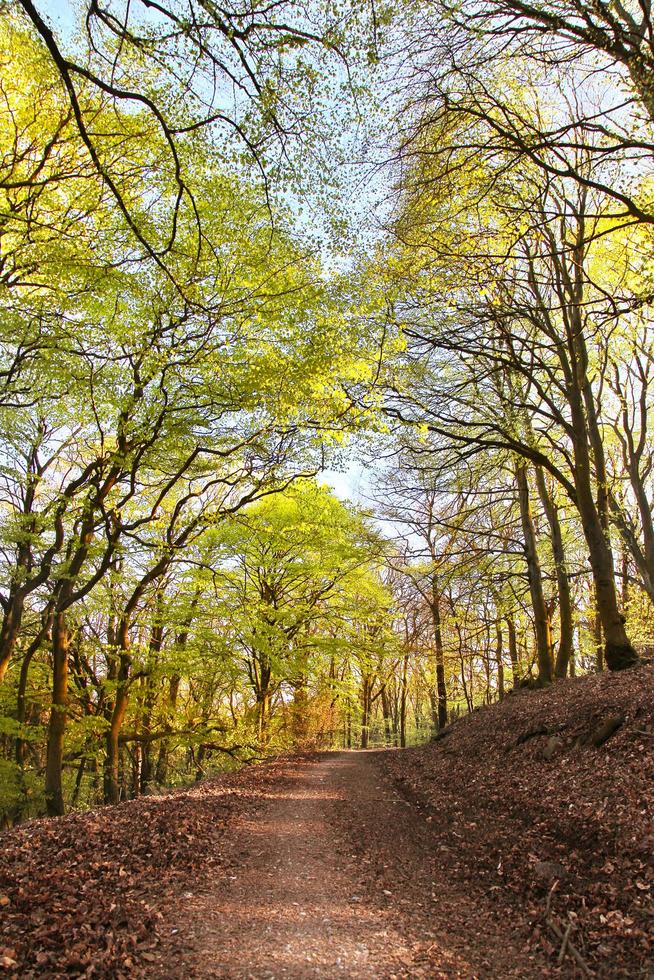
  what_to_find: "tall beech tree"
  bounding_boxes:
[204,481,389,741]
[380,138,648,668]
[378,0,654,667]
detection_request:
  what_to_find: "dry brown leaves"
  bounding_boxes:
[2,671,653,979]
[382,665,654,978]
[0,761,289,978]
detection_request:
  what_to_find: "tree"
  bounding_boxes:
[378,125,646,669]
[204,481,389,742]
[11,0,374,283]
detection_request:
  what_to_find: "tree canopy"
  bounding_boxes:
[2,0,654,824]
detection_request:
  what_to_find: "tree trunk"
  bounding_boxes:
[516,464,553,684]
[399,651,408,748]
[140,613,163,794]
[621,548,630,610]
[15,608,53,770]
[153,603,195,786]
[104,617,132,805]
[495,622,504,701]
[155,674,180,785]
[430,574,448,729]
[255,653,272,743]
[104,681,130,804]
[594,599,604,672]
[563,270,638,670]
[360,674,372,748]
[44,612,69,816]
[576,481,636,669]
[257,690,271,741]
[0,595,25,684]
[70,758,86,809]
[455,618,473,711]
[428,687,438,730]
[535,467,574,678]
[292,677,309,744]
[506,615,520,687]
[380,684,393,745]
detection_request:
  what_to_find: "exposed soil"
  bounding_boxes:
[1,666,653,978]
[156,751,546,979]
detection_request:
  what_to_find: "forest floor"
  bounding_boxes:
[1,666,653,978]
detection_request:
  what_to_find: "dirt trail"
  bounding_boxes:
[159,751,548,979]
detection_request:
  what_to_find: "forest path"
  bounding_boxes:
[158,751,546,979]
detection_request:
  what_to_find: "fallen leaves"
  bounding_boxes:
[2,671,654,979]
[0,755,313,977]
[0,948,17,970]
[382,664,654,978]
[0,772,261,976]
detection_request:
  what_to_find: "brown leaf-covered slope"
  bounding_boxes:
[0,667,652,978]
[0,764,292,977]
[383,665,654,977]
